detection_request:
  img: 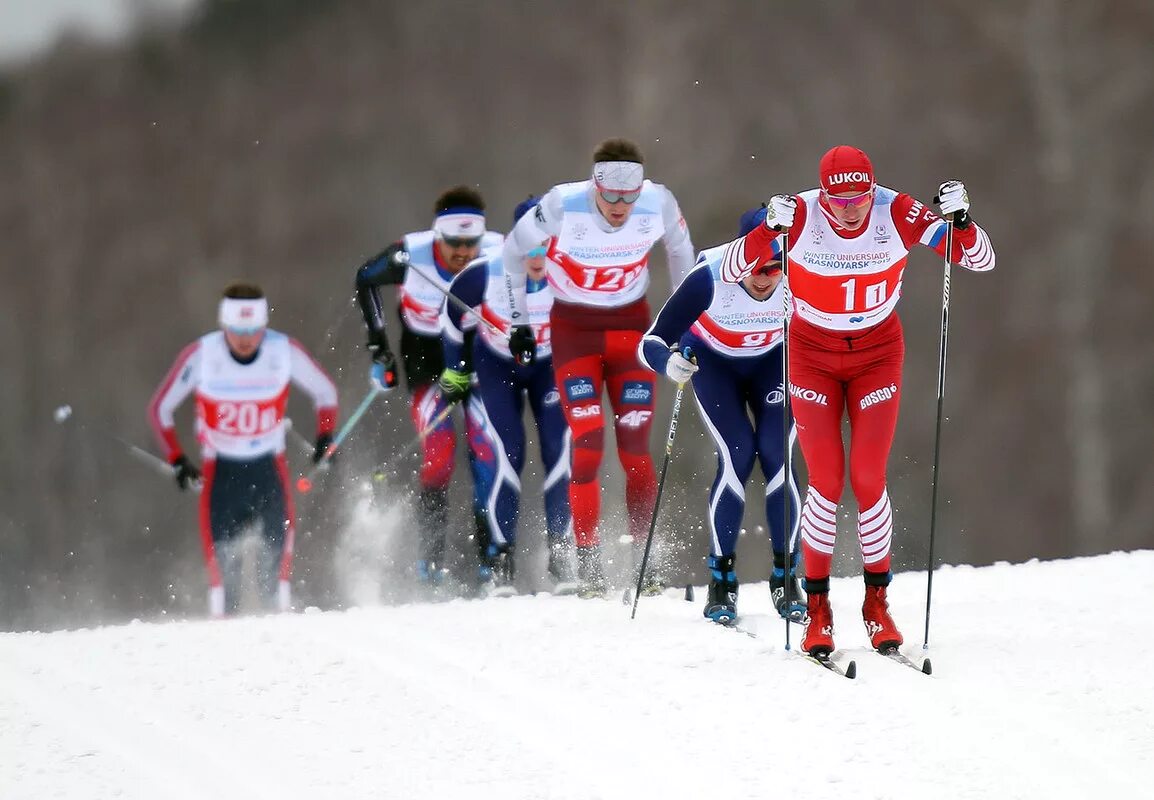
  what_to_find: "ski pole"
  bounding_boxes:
[407,263,507,340]
[923,210,955,650]
[779,228,795,651]
[370,395,459,482]
[53,404,201,491]
[296,388,380,493]
[631,346,694,620]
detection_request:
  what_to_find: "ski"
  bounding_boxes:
[876,645,932,675]
[803,651,857,679]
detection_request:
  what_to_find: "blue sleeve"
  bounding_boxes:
[442,261,487,370]
[355,242,407,347]
[639,262,714,373]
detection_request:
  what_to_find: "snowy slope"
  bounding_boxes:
[3,551,1153,800]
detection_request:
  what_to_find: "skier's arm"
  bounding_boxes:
[441,261,487,370]
[659,186,696,284]
[502,189,562,320]
[718,202,800,283]
[288,338,339,438]
[638,262,715,374]
[354,242,408,353]
[892,191,995,272]
[147,341,200,462]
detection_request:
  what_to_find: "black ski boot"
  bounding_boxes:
[703,554,738,624]
[485,544,516,597]
[769,551,806,622]
[547,539,579,595]
[416,488,449,587]
[576,544,608,599]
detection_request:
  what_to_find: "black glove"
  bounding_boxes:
[367,334,398,391]
[171,454,201,491]
[508,325,537,366]
[312,433,334,465]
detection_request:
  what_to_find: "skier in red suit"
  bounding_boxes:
[721,145,995,656]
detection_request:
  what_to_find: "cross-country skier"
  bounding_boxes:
[721,145,996,656]
[501,138,695,597]
[440,196,576,595]
[640,206,803,624]
[147,283,339,617]
[354,186,502,587]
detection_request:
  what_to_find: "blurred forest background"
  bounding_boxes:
[2,0,1152,631]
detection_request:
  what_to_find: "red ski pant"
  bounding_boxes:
[550,301,657,548]
[789,315,904,581]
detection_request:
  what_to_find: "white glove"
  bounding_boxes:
[764,194,797,230]
[665,351,699,384]
[936,180,970,218]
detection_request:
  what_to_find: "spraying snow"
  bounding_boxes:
[2,551,1152,799]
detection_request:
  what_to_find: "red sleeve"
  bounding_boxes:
[890,192,979,258]
[147,340,200,462]
[720,198,804,283]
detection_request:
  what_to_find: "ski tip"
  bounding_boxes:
[921,658,933,675]
[684,584,694,602]
[621,588,633,606]
[845,660,858,680]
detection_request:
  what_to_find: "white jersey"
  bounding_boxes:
[400,230,504,336]
[479,256,554,360]
[501,179,694,316]
[690,244,786,358]
[787,186,912,332]
[149,330,338,461]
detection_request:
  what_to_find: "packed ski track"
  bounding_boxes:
[3,551,1152,800]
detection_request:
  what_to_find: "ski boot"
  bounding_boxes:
[416,488,449,590]
[770,567,807,623]
[632,537,667,597]
[547,539,579,595]
[483,544,516,598]
[702,554,738,625]
[576,544,608,599]
[801,578,835,656]
[862,572,903,651]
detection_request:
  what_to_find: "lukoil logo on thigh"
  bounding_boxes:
[564,377,596,403]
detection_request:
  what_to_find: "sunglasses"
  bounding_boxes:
[823,187,874,209]
[753,262,783,277]
[595,182,641,205]
[225,325,265,337]
[440,235,482,249]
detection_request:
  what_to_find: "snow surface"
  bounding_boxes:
[3,551,1153,800]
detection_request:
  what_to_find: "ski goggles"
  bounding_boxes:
[753,260,783,276]
[224,324,266,336]
[822,187,875,209]
[595,181,642,205]
[439,234,482,249]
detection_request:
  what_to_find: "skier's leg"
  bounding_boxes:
[845,323,905,648]
[689,344,754,622]
[528,357,575,587]
[206,458,246,616]
[410,383,455,579]
[473,345,526,590]
[603,329,657,544]
[253,453,293,612]
[750,352,804,619]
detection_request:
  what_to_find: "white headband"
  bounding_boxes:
[219,297,269,330]
[433,213,486,239]
[592,160,644,191]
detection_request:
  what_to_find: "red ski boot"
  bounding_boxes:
[862,583,903,650]
[802,591,835,656]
